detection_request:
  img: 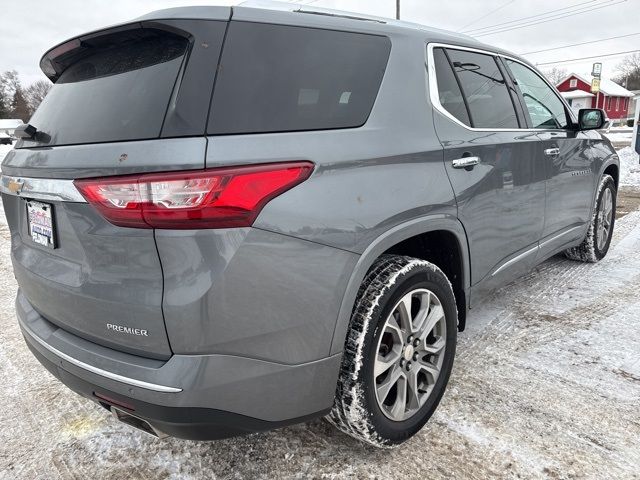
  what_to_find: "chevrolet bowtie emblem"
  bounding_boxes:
[8,179,24,194]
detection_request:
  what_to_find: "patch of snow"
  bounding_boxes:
[605,132,634,144]
[0,144,13,162]
[618,147,640,187]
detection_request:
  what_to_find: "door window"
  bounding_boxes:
[505,60,568,129]
[432,48,471,126]
[444,49,519,129]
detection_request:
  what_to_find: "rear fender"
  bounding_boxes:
[329,214,470,355]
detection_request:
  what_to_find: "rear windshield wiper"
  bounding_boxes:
[14,123,50,143]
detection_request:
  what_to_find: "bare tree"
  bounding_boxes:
[24,80,52,116]
[613,53,640,91]
[541,67,568,86]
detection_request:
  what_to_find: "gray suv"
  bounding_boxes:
[0,3,619,447]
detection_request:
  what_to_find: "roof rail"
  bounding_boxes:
[238,0,477,39]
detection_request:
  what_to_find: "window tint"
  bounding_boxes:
[208,22,391,134]
[433,48,470,126]
[28,30,189,146]
[446,49,519,129]
[58,36,187,84]
[506,60,568,129]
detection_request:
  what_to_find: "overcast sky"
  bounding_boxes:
[1,0,638,87]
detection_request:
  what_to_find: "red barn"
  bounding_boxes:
[556,73,633,120]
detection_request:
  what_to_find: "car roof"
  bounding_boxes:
[137,1,518,58]
[42,1,530,81]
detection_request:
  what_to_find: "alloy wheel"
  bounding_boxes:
[374,288,447,421]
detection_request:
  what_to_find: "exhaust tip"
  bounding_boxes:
[110,406,168,439]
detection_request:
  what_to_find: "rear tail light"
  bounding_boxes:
[74,162,314,229]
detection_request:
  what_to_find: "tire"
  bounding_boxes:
[565,174,616,263]
[327,255,457,448]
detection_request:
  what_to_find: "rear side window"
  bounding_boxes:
[437,49,519,129]
[433,48,470,126]
[505,60,568,129]
[28,30,189,147]
[208,22,391,134]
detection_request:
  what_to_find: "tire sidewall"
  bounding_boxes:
[360,266,457,444]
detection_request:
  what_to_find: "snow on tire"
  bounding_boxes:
[327,254,457,448]
[565,174,616,263]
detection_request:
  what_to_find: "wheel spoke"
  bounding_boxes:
[375,347,401,377]
[420,304,444,338]
[423,335,446,354]
[418,360,441,383]
[376,364,402,402]
[389,375,407,420]
[411,291,431,333]
[385,315,403,340]
[396,293,413,331]
[407,369,421,410]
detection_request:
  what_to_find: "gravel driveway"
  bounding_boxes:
[1,145,639,479]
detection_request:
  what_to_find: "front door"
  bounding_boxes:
[503,59,595,258]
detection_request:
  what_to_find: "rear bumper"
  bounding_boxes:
[18,292,341,440]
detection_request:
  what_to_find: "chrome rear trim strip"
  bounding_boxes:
[0,174,86,203]
[539,226,583,249]
[491,245,538,277]
[23,326,182,393]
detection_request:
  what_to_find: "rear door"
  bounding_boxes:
[429,45,546,292]
[503,59,595,258]
[1,17,228,359]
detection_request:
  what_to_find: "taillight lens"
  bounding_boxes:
[74,162,314,229]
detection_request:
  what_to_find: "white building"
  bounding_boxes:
[0,119,24,136]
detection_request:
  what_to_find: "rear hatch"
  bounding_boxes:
[1,12,229,359]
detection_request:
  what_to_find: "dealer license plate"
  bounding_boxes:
[26,200,56,249]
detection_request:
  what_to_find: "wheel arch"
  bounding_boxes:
[329,214,471,356]
[603,162,619,189]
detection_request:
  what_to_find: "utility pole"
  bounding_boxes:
[396,0,400,19]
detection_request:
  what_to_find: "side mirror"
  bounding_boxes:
[578,109,605,130]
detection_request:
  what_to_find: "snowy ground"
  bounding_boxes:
[1,145,640,479]
[619,146,640,186]
[603,128,635,149]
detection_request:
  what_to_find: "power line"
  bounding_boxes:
[462,0,602,33]
[520,32,640,55]
[535,49,640,66]
[473,0,626,37]
[458,0,517,30]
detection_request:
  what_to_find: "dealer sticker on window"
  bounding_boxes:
[26,201,56,249]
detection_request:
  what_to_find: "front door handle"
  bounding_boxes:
[544,147,560,157]
[452,156,480,169]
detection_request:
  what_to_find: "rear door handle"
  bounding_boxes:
[544,147,560,157]
[452,156,480,169]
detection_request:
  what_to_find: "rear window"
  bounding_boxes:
[27,30,189,147]
[208,22,391,135]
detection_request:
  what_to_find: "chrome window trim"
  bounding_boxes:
[22,325,182,393]
[426,42,577,133]
[0,175,87,203]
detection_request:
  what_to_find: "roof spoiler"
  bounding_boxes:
[40,23,143,82]
[39,7,231,82]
